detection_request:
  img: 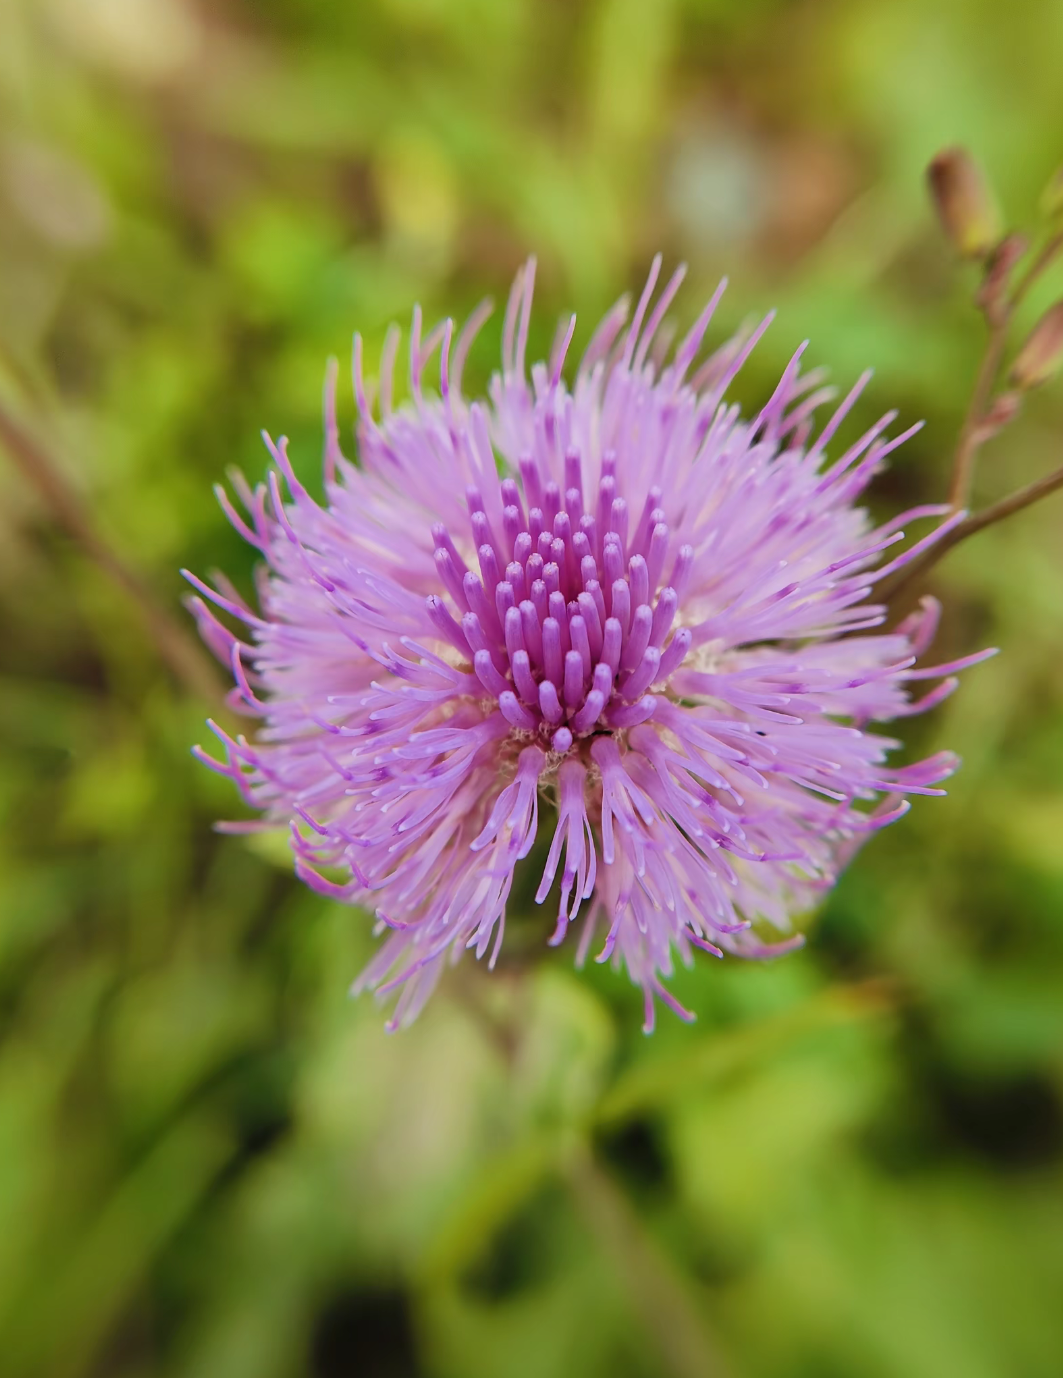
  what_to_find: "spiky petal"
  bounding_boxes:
[188,260,992,1031]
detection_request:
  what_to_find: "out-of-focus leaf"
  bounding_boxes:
[1,1117,231,1378]
[417,1132,561,1286]
[595,980,895,1127]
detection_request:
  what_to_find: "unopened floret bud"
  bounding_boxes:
[927,148,1002,261]
[1010,302,1063,389]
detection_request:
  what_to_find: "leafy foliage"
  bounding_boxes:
[1,1,1062,1375]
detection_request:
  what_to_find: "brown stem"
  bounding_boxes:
[880,460,1063,608]
[0,401,224,702]
[945,228,1063,511]
[1010,230,1063,309]
[947,320,1009,509]
[568,1144,732,1378]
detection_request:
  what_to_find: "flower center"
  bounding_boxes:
[426,448,694,750]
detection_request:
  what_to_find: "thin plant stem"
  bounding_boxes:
[568,1143,732,1378]
[0,400,224,703]
[1010,229,1063,309]
[952,460,1063,535]
[947,320,1009,508]
[880,459,1063,607]
[945,227,1062,511]
[896,224,1063,604]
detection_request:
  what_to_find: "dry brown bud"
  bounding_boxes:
[927,148,1002,260]
[1011,302,1063,389]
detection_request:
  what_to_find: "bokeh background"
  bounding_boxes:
[2,1,1063,1375]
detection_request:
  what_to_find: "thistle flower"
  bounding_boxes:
[187,258,992,1031]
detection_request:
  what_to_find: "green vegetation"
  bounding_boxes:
[1,1,1062,1374]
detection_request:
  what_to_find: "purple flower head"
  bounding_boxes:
[187,258,993,1032]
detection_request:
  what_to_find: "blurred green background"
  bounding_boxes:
[2,1,1063,1375]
